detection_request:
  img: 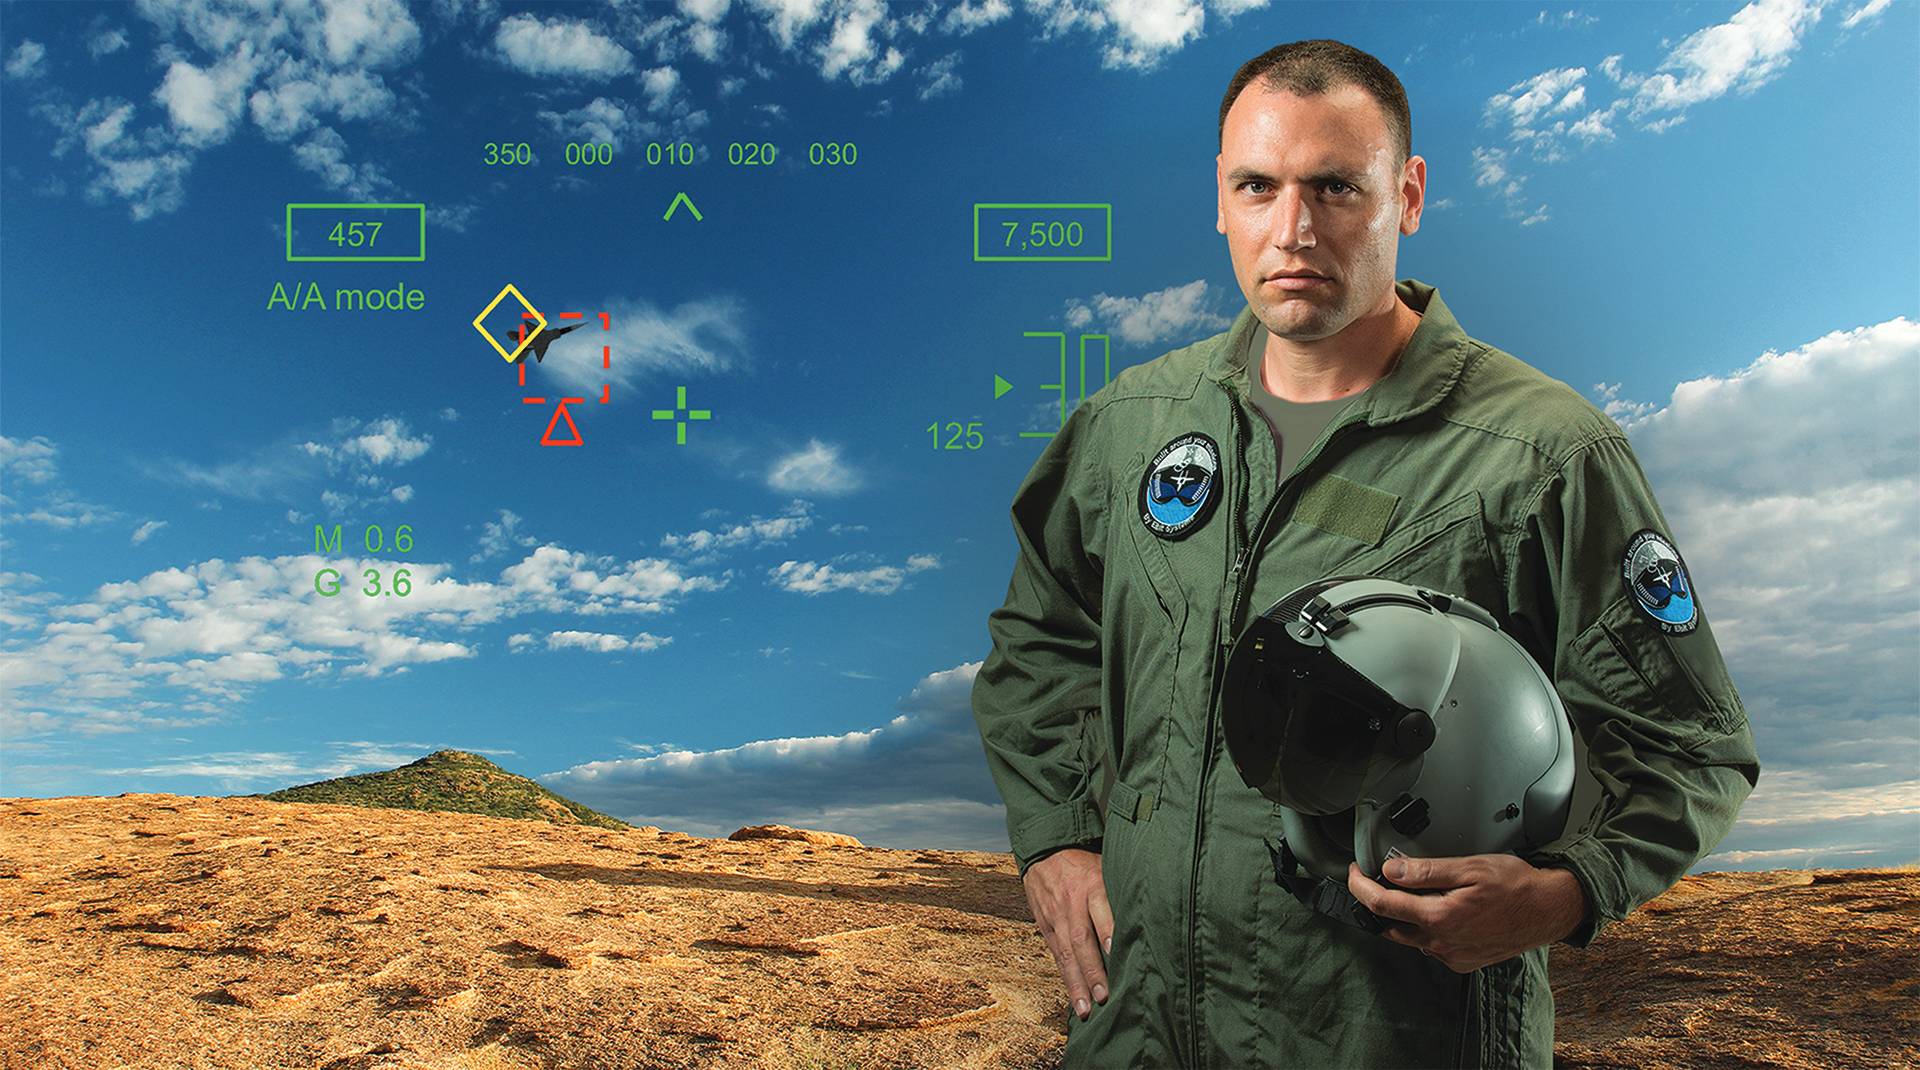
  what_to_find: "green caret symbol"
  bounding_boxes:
[651,386,712,445]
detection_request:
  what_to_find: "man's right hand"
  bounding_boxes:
[1022,847,1114,1022]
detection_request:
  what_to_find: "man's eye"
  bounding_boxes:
[1325,182,1355,195]
[1241,181,1269,194]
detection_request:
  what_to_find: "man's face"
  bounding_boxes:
[1216,82,1424,341]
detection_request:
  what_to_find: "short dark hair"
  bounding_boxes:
[1218,39,1411,167]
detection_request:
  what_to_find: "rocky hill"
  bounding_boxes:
[248,749,630,831]
[0,794,1912,1069]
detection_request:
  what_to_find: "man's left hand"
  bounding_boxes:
[1346,855,1588,973]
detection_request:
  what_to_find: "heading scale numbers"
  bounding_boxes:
[475,141,860,168]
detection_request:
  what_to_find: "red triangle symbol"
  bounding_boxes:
[540,404,583,447]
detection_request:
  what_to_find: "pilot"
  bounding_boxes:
[969,37,1759,1069]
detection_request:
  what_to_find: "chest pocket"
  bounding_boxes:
[1335,489,1505,620]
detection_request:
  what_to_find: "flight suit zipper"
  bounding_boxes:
[1187,378,1368,1066]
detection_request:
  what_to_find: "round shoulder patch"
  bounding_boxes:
[1621,529,1698,635]
[1140,432,1221,540]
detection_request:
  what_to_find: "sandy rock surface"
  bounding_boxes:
[1,795,1913,1069]
[0,794,1064,1070]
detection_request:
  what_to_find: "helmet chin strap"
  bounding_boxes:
[1270,806,1394,934]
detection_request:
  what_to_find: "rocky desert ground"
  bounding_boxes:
[1,794,1913,1069]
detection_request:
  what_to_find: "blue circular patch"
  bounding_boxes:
[1140,432,1221,540]
[1622,529,1698,635]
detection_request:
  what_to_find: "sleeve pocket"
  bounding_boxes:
[1577,594,1744,741]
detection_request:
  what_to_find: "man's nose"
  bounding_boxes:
[1273,185,1315,249]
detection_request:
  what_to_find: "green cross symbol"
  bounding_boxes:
[651,386,712,445]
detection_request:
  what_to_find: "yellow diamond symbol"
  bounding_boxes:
[473,283,547,362]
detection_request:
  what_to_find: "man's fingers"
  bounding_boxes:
[1067,906,1109,1010]
[1381,855,1480,889]
[1086,885,1115,965]
[1040,920,1094,1020]
[1348,863,1444,927]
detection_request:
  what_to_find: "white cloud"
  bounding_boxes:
[0,436,118,534]
[542,630,672,653]
[152,414,424,511]
[917,50,962,99]
[943,0,1012,34]
[95,740,510,790]
[517,294,746,400]
[5,39,47,79]
[1598,314,1920,869]
[1840,0,1893,29]
[816,0,904,84]
[1473,0,1830,224]
[27,0,423,219]
[0,436,59,483]
[290,125,393,199]
[500,544,728,615]
[0,542,727,735]
[1061,278,1232,345]
[131,520,168,545]
[494,12,635,80]
[542,661,1015,849]
[662,500,814,557]
[88,27,130,57]
[1624,0,1823,118]
[767,439,856,494]
[1026,0,1211,71]
[747,0,829,50]
[473,509,537,562]
[334,417,431,465]
[768,552,938,596]
[155,44,262,147]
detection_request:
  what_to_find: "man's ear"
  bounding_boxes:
[1215,154,1227,235]
[1399,155,1427,236]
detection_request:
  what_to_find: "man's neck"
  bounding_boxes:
[1259,290,1424,403]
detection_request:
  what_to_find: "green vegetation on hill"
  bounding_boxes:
[248,749,630,830]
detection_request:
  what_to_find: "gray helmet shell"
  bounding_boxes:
[1220,576,1576,880]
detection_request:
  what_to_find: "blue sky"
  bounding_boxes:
[1,0,1914,871]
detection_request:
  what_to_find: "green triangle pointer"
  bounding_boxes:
[663,192,703,222]
[993,374,1013,399]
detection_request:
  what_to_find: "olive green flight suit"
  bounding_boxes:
[971,278,1760,1069]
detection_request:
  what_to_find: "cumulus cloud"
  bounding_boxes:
[1062,278,1232,345]
[130,520,168,545]
[1840,0,1894,29]
[537,87,708,154]
[1474,0,1833,224]
[152,414,426,511]
[0,542,727,736]
[96,740,515,791]
[494,12,634,80]
[5,39,47,80]
[1597,314,1920,870]
[767,439,856,494]
[155,44,262,147]
[515,294,746,400]
[88,27,129,58]
[943,0,1012,34]
[539,630,672,653]
[473,508,537,563]
[768,553,938,596]
[541,661,1014,848]
[24,0,423,218]
[917,50,962,99]
[661,500,814,558]
[0,435,119,535]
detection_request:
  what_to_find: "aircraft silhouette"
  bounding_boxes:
[509,321,585,364]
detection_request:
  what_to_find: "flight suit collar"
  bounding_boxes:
[1206,277,1475,427]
